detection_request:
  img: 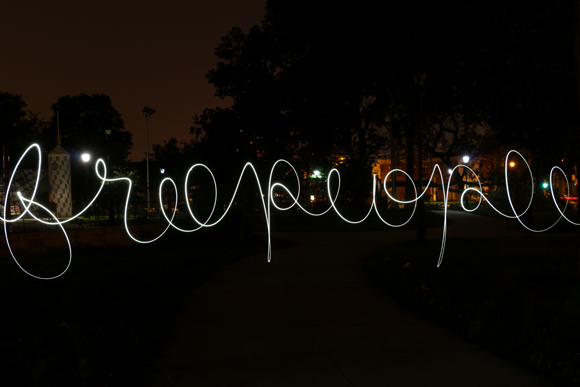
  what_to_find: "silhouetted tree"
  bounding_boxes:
[43,94,133,211]
[45,94,131,164]
[0,92,46,164]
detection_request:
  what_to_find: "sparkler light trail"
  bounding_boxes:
[2,144,576,279]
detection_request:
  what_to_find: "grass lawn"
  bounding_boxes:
[363,235,580,386]
[262,207,448,233]
[455,198,580,232]
[0,225,293,386]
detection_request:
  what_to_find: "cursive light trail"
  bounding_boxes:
[2,145,575,279]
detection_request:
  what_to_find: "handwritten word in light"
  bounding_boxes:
[2,145,577,279]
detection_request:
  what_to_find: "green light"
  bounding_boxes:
[542,182,549,189]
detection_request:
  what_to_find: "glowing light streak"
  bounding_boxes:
[9,194,72,280]
[3,144,580,279]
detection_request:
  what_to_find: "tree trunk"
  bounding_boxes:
[390,134,399,203]
[573,0,580,276]
[404,126,415,210]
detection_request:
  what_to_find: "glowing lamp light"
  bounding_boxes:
[447,169,452,174]
[509,162,515,168]
[81,153,91,163]
[462,155,470,164]
[313,170,321,177]
[160,168,165,174]
[542,182,549,189]
[310,195,315,201]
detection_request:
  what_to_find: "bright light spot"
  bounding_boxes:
[447,169,452,174]
[313,170,320,177]
[463,155,470,163]
[160,168,165,174]
[542,182,549,189]
[509,162,515,168]
[310,195,315,201]
[81,153,91,163]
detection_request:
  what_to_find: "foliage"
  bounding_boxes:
[0,92,46,163]
[187,0,580,211]
[192,28,291,171]
[44,94,132,165]
[41,94,133,210]
[192,1,398,204]
[479,0,580,168]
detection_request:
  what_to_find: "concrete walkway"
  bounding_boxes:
[150,212,552,386]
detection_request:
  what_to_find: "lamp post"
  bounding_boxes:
[3,142,10,230]
[143,107,155,217]
[160,168,166,211]
[81,153,90,222]
[105,129,113,225]
[509,161,517,210]
[414,73,427,243]
[463,155,470,208]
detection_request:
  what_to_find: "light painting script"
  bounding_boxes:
[2,144,577,280]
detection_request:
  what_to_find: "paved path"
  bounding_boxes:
[150,212,552,386]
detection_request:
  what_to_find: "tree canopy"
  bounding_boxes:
[195,0,580,188]
[41,93,133,210]
[0,92,45,160]
[45,93,132,165]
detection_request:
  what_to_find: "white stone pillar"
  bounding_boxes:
[47,144,72,218]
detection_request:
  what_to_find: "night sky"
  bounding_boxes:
[1,0,266,160]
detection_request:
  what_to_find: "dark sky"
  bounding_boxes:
[1,0,267,160]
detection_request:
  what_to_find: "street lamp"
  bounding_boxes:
[509,160,518,208]
[143,107,156,217]
[414,73,427,243]
[105,129,113,225]
[81,153,90,220]
[463,155,470,208]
